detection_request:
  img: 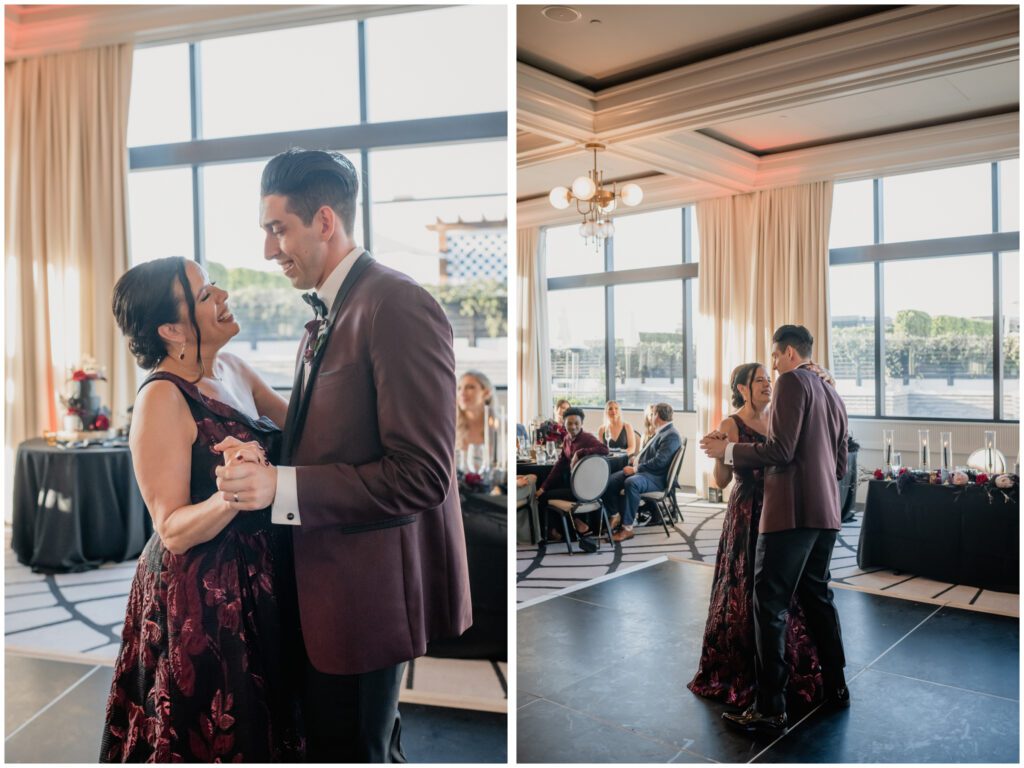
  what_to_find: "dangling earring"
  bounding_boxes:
[178,343,186,361]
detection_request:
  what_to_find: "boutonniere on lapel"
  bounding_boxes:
[301,292,330,365]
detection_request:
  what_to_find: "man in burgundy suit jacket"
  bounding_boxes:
[535,408,609,539]
[217,149,471,762]
[701,325,849,735]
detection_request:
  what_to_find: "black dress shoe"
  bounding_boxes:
[824,685,851,709]
[722,706,788,734]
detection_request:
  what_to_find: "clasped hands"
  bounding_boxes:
[700,430,730,460]
[213,436,278,511]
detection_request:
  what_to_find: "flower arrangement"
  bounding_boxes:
[60,357,110,431]
[863,465,1018,504]
[536,419,567,443]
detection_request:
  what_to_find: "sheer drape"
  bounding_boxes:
[5,45,135,499]
[516,227,550,422]
[696,181,833,494]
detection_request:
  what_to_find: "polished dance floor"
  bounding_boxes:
[517,558,1019,763]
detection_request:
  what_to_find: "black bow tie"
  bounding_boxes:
[302,292,328,319]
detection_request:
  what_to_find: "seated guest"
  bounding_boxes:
[516,422,530,445]
[553,398,571,423]
[638,404,657,454]
[456,370,493,452]
[604,402,682,542]
[534,407,609,542]
[597,400,637,455]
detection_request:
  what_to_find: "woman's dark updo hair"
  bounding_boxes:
[730,362,762,409]
[112,256,202,372]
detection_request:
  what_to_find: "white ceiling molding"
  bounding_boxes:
[516,63,597,148]
[4,4,431,61]
[756,113,1020,187]
[518,4,1019,218]
[613,132,759,193]
[517,174,733,230]
[590,5,1018,141]
[517,113,1020,226]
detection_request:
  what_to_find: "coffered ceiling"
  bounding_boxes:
[517,4,1020,226]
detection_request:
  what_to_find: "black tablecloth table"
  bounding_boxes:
[516,451,630,488]
[428,492,507,661]
[12,438,151,573]
[857,480,1019,592]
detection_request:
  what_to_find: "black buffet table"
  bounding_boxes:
[428,492,507,662]
[857,480,1019,592]
[12,438,151,573]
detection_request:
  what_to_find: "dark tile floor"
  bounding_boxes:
[517,559,1019,763]
[4,653,506,763]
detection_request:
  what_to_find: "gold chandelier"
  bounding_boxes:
[548,143,643,241]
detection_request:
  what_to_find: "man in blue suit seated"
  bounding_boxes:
[604,402,682,542]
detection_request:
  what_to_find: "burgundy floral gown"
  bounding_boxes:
[100,372,304,762]
[688,414,823,709]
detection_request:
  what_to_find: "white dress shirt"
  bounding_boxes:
[273,246,365,526]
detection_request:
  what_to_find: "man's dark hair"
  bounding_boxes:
[773,324,814,359]
[562,407,585,422]
[261,148,359,237]
[653,403,673,422]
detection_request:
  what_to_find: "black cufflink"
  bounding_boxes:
[287,513,295,520]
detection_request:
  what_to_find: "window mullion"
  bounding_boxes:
[189,43,204,266]
[873,178,884,418]
[605,236,615,403]
[992,162,1002,420]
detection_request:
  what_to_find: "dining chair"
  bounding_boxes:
[546,455,612,555]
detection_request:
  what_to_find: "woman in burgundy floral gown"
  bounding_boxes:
[101,257,303,762]
[688,363,823,709]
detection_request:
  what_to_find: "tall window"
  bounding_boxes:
[828,160,1019,421]
[545,208,699,412]
[126,6,507,388]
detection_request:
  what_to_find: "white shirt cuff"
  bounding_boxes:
[272,466,301,525]
[724,442,736,466]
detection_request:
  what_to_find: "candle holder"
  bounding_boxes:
[918,429,930,470]
[984,431,997,474]
[882,429,894,471]
[940,432,952,473]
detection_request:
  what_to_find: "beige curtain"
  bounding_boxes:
[696,181,833,494]
[516,227,550,422]
[5,45,135,469]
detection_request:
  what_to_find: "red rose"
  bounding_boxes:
[975,473,989,484]
[92,413,110,430]
[72,369,88,381]
[898,467,907,476]
[465,472,482,486]
[873,469,884,480]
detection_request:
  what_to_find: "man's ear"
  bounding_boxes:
[317,205,337,241]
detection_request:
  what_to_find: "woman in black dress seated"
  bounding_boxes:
[596,400,637,455]
[100,257,303,762]
[688,363,823,709]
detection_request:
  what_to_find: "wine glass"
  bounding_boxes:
[546,441,559,463]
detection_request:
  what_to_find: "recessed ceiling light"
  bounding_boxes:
[590,19,602,25]
[542,6,583,23]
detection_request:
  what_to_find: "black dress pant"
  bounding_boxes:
[753,527,846,716]
[303,659,407,763]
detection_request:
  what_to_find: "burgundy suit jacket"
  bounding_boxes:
[282,253,472,675]
[731,365,848,533]
[538,430,609,493]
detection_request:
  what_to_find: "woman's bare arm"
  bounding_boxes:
[130,381,237,555]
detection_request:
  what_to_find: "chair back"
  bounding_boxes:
[571,455,610,503]
[666,443,686,489]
